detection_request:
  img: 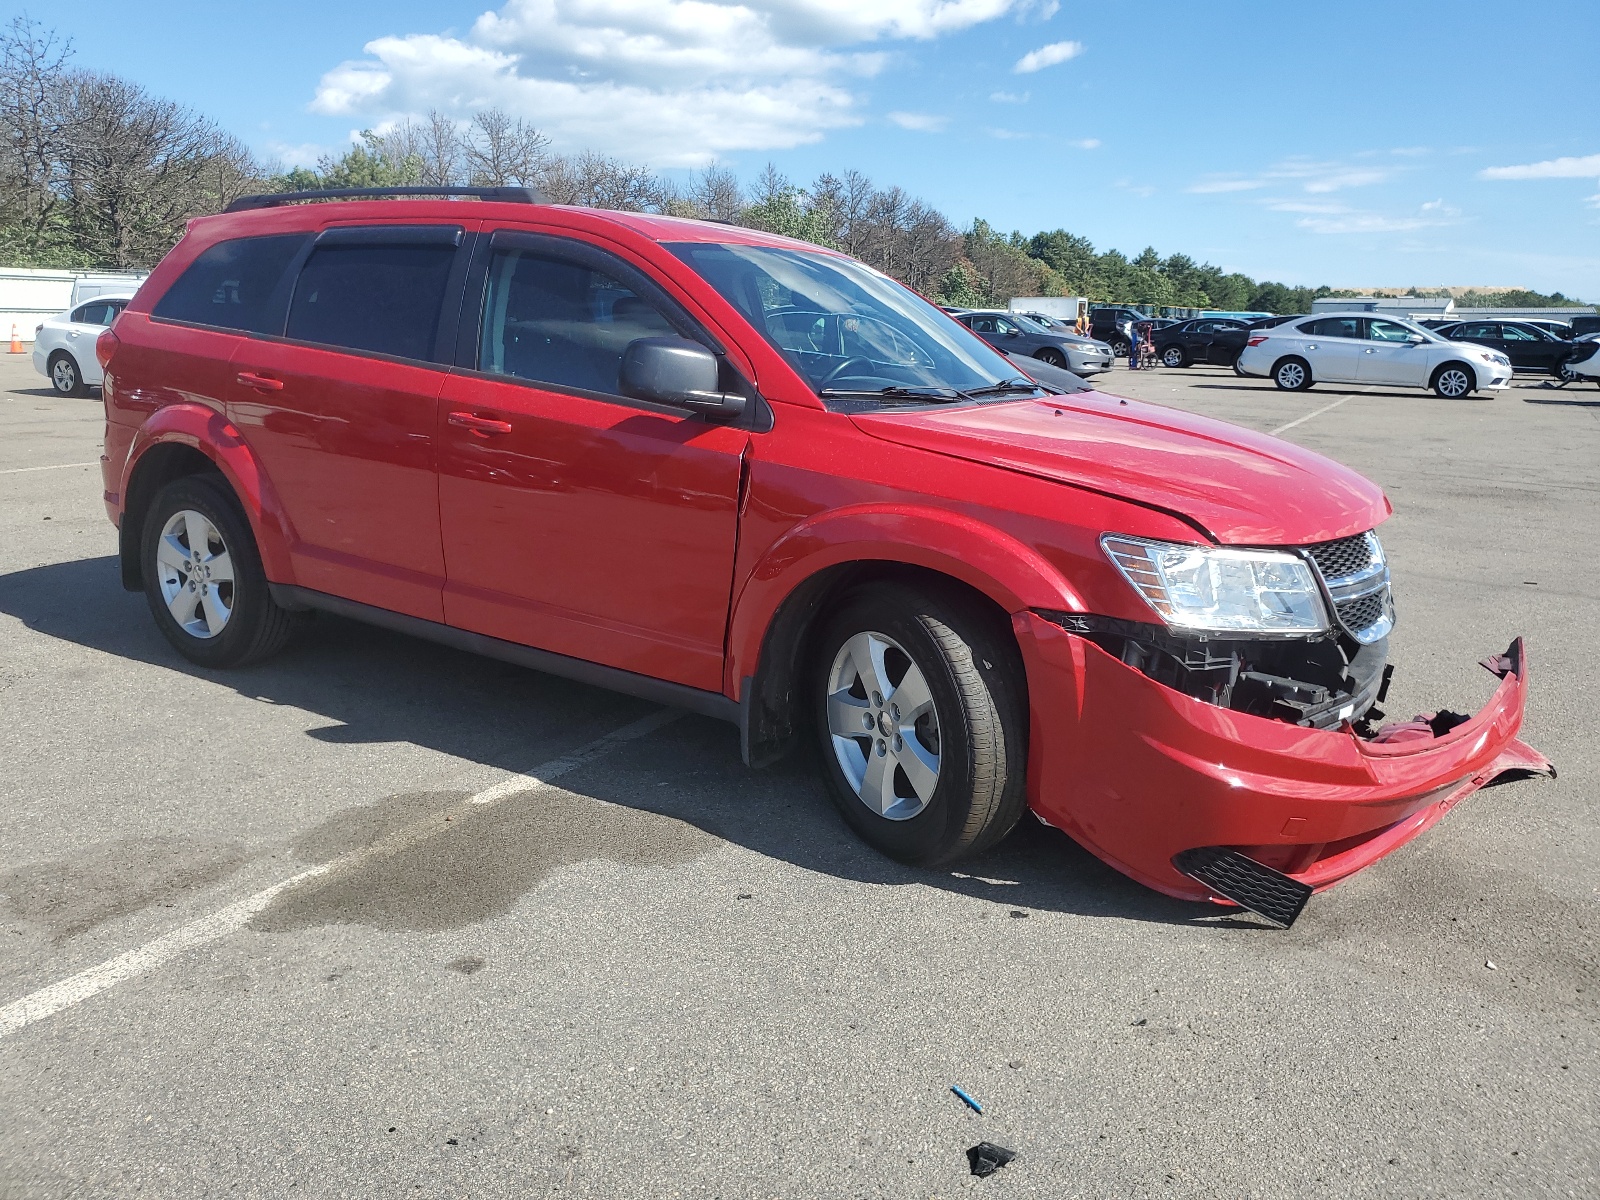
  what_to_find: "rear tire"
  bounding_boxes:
[1431,363,1475,399]
[1273,357,1312,391]
[141,475,300,668]
[812,583,1028,867]
[1161,345,1187,368]
[49,351,89,398]
[1110,338,1130,358]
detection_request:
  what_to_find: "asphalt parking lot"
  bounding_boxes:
[1,353,1595,1198]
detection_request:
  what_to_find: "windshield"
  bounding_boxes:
[667,242,1043,400]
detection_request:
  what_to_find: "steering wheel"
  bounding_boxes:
[819,356,878,387]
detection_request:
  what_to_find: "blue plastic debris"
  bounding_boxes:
[950,1085,983,1114]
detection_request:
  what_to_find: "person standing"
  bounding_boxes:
[1124,319,1140,369]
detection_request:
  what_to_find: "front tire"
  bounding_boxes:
[1035,347,1067,369]
[49,352,88,398]
[1273,357,1313,391]
[812,584,1028,867]
[1431,363,1475,399]
[141,475,299,668]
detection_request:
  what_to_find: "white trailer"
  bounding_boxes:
[0,267,149,344]
[1008,295,1089,327]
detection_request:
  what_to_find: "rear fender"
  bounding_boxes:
[119,404,295,586]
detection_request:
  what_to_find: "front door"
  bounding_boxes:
[436,232,746,693]
[228,225,470,622]
[1500,323,1557,371]
[1358,318,1431,386]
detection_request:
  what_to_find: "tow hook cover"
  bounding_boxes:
[1173,846,1314,928]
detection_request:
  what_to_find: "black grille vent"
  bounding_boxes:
[1335,591,1386,633]
[1173,847,1313,928]
[1304,533,1377,581]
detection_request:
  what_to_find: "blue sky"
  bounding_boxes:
[36,0,1600,296]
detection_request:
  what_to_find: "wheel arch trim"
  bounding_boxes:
[728,505,1084,766]
[118,405,296,590]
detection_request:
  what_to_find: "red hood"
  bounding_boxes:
[852,392,1390,545]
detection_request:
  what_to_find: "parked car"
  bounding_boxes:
[1520,318,1573,339]
[1237,313,1513,397]
[1569,315,1600,337]
[955,309,1113,375]
[1436,319,1582,376]
[94,188,1550,926]
[1555,337,1600,385]
[1151,317,1251,368]
[1089,306,1150,355]
[32,293,134,396]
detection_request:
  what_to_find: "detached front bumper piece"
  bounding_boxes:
[1015,614,1553,923]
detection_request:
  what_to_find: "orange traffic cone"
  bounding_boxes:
[7,325,22,354]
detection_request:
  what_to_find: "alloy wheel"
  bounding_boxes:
[1276,362,1305,389]
[825,630,942,821]
[1437,368,1471,398]
[51,357,77,394]
[155,509,235,639]
[1162,347,1184,367]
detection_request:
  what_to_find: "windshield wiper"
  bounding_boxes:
[962,376,1047,397]
[818,385,969,403]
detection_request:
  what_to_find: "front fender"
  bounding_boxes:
[121,404,296,584]
[726,503,1086,698]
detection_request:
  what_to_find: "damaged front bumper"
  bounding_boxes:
[1013,612,1553,913]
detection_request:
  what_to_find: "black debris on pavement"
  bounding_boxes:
[448,955,485,975]
[1009,909,1029,918]
[967,1142,1017,1178]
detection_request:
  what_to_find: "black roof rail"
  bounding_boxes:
[224,185,546,213]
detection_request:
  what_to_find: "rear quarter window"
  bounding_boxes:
[286,241,459,361]
[152,234,307,334]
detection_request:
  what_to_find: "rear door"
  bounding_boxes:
[436,230,747,692]
[1298,317,1364,381]
[227,224,474,621]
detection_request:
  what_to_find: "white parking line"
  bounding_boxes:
[0,707,682,1040]
[1269,396,1352,436]
[0,461,99,475]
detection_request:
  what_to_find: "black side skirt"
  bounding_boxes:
[268,584,741,727]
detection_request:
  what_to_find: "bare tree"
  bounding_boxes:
[419,109,464,187]
[0,17,75,255]
[464,108,549,187]
[679,165,741,222]
[60,70,265,267]
[538,150,675,212]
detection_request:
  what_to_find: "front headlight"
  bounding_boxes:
[1101,535,1330,635]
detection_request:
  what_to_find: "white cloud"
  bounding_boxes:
[989,89,1028,103]
[1013,39,1083,73]
[1292,199,1463,235]
[264,140,330,169]
[986,127,1029,140]
[1069,137,1099,150]
[1187,177,1264,194]
[887,110,947,132]
[1480,153,1600,180]
[1186,156,1393,197]
[310,1,1028,165]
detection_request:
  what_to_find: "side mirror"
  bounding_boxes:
[1406,333,1425,345]
[619,337,746,420]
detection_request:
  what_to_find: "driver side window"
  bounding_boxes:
[1367,319,1413,342]
[478,248,677,395]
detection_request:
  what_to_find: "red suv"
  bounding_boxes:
[96,187,1551,926]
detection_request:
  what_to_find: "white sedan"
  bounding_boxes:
[1236,312,1513,398]
[32,294,134,397]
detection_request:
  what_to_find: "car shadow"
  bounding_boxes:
[0,555,1229,929]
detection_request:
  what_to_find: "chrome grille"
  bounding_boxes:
[1300,531,1393,644]
[1304,534,1377,581]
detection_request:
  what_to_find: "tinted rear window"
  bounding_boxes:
[152,234,306,334]
[287,243,458,361]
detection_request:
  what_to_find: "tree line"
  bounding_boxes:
[1,18,1583,314]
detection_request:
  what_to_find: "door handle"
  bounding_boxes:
[236,371,284,392]
[1364,348,1377,354]
[447,411,513,436]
